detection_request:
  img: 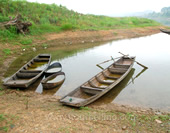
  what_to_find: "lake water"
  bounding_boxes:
[54,33,170,111]
[5,33,170,111]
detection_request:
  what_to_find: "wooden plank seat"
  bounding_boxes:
[108,67,127,74]
[16,72,40,78]
[81,86,103,95]
[102,71,119,79]
[34,58,49,62]
[20,70,42,73]
[88,81,106,89]
[95,76,114,85]
[114,63,130,69]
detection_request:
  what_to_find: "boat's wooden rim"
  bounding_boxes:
[60,56,135,107]
[41,72,65,84]
[3,54,51,88]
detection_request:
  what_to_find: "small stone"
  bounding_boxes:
[155,111,162,115]
[122,126,127,130]
[22,49,26,51]
[121,105,126,107]
[155,119,162,124]
[81,41,85,43]
[69,42,72,45]
[32,47,36,52]
[149,108,153,110]
[141,110,146,112]
[44,47,47,49]
[91,40,94,43]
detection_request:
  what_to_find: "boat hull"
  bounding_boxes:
[41,72,65,89]
[60,56,135,107]
[3,54,51,88]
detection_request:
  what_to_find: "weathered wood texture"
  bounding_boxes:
[60,56,135,107]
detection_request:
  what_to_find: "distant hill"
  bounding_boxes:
[143,7,170,26]
[110,10,154,17]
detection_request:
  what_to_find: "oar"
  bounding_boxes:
[118,52,148,69]
[96,55,129,70]
[97,55,128,66]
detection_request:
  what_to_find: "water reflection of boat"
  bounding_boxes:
[93,68,135,105]
[160,29,170,35]
[3,54,51,88]
[60,56,135,107]
[41,72,65,90]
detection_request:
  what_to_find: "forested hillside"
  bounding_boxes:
[0,0,160,44]
[144,7,170,26]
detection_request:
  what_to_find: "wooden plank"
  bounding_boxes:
[95,76,113,84]
[81,86,103,95]
[108,68,127,74]
[60,96,85,104]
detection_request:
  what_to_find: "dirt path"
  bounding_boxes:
[0,26,169,133]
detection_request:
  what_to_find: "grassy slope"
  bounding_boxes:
[0,0,160,44]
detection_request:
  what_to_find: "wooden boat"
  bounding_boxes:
[41,72,65,89]
[60,56,135,107]
[44,62,62,77]
[3,54,51,88]
[160,29,170,35]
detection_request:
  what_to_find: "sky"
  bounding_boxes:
[27,0,170,16]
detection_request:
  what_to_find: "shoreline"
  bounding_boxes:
[0,26,169,132]
[0,26,162,79]
[36,26,162,46]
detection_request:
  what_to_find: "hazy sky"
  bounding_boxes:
[27,0,170,16]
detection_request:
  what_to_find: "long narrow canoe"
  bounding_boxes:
[160,29,170,35]
[3,54,51,88]
[60,56,135,107]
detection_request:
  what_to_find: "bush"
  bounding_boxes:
[61,23,74,30]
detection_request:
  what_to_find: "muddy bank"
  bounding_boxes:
[0,90,169,133]
[37,26,162,46]
[0,26,169,132]
[0,26,162,79]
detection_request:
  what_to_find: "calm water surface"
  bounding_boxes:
[5,33,170,111]
[54,33,170,111]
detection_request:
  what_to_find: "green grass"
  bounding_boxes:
[0,0,160,45]
[80,107,91,110]
[0,114,9,132]
[20,39,32,45]
[3,48,11,55]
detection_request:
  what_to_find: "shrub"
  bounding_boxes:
[61,23,74,30]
